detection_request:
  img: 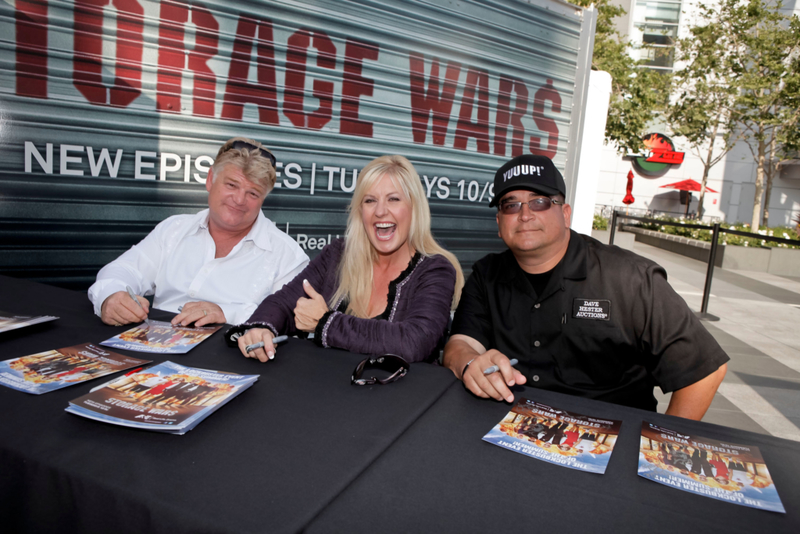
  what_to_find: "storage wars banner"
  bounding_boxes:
[11,0,568,160]
[0,0,593,281]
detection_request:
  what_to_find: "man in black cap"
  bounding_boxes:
[442,154,728,419]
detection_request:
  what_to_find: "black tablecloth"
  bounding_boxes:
[0,276,456,533]
[307,384,800,533]
[1,276,798,533]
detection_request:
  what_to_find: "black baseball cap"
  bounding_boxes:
[489,154,566,207]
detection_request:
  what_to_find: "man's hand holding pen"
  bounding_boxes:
[100,290,150,326]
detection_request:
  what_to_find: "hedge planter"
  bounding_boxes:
[620,226,800,276]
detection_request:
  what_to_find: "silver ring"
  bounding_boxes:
[203,309,207,317]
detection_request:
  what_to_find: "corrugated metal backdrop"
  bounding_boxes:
[0,0,596,289]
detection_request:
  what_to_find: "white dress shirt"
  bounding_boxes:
[88,209,309,325]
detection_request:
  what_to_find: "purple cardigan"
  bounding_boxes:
[239,238,456,362]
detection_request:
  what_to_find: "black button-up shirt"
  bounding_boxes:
[451,230,729,411]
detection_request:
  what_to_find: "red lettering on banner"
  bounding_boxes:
[156,1,219,116]
[221,16,278,124]
[494,76,528,157]
[340,38,379,137]
[15,0,49,98]
[156,1,188,113]
[12,3,566,159]
[409,54,461,145]
[529,78,561,159]
[187,5,218,117]
[284,29,336,129]
[453,68,490,153]
[73,0,144,107]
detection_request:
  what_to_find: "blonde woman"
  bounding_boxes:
[229,155,464,363]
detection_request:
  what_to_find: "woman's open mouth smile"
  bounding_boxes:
[375,222,396,241]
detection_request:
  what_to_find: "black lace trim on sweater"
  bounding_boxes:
[375,251,422,321]
[311,251,424,345]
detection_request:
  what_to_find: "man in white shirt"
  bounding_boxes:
[88,137,309,327]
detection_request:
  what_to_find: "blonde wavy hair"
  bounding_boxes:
[212,137,276,192]
[331,155,464,318]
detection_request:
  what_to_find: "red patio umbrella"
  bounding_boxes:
[659,179,717,216]
[659,179,718,193]
[622,170,635,205]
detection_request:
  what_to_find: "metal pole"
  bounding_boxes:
[699,223,721,321]
[609,210,618,245]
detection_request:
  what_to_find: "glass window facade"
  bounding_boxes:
[630,0,682,71]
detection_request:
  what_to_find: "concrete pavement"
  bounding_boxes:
[626,238,800,442]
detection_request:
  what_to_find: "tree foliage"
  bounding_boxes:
[717,0,800,228]
[776,15,800,158]
[571,0,670,154]
[667,3,742,217]
[666,0,799,227]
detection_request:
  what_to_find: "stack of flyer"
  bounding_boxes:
[66,361,258,435]
[0,343,149,394]
[0,311,58,334]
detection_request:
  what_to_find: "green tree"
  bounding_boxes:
[771,15,800,219]
[719,0,800,228]
[572,0,670,154]
[668,4,742,218]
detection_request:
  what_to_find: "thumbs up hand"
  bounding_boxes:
[294,279,330,332]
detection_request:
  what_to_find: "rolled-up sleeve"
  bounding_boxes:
[450,263,493,351]
[87,223,164,316]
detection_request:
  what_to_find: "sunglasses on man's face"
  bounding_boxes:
[229,140,276,168]
[499,197,564,215]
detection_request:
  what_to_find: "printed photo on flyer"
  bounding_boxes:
[0,343,149,394]
[100,320,221,354]
[638,421,785,513]
[483,398,622,474]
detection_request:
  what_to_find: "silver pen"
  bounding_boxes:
[484,358,519,375]
[245,335,289,354]
[126,286,150,325]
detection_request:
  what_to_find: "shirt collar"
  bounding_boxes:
[500,229,588,286]
[197,208,274,252]
[197,209,211,232]
[246,211,275,252]
[560,230,588,281]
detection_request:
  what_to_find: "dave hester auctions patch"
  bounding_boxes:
[483,398,622,474]
[572,299,610,320]
[100,320,221,354]
[638,422,785,513]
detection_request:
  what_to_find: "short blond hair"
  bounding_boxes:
[212,137,276,191]
[331,155,464,317]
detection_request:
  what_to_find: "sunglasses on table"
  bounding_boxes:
[499,197,564,214]
[351,355,409,386]
[229,140,276,168]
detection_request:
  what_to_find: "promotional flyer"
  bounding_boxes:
[638,421,785,513]
[483,398,622,474]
